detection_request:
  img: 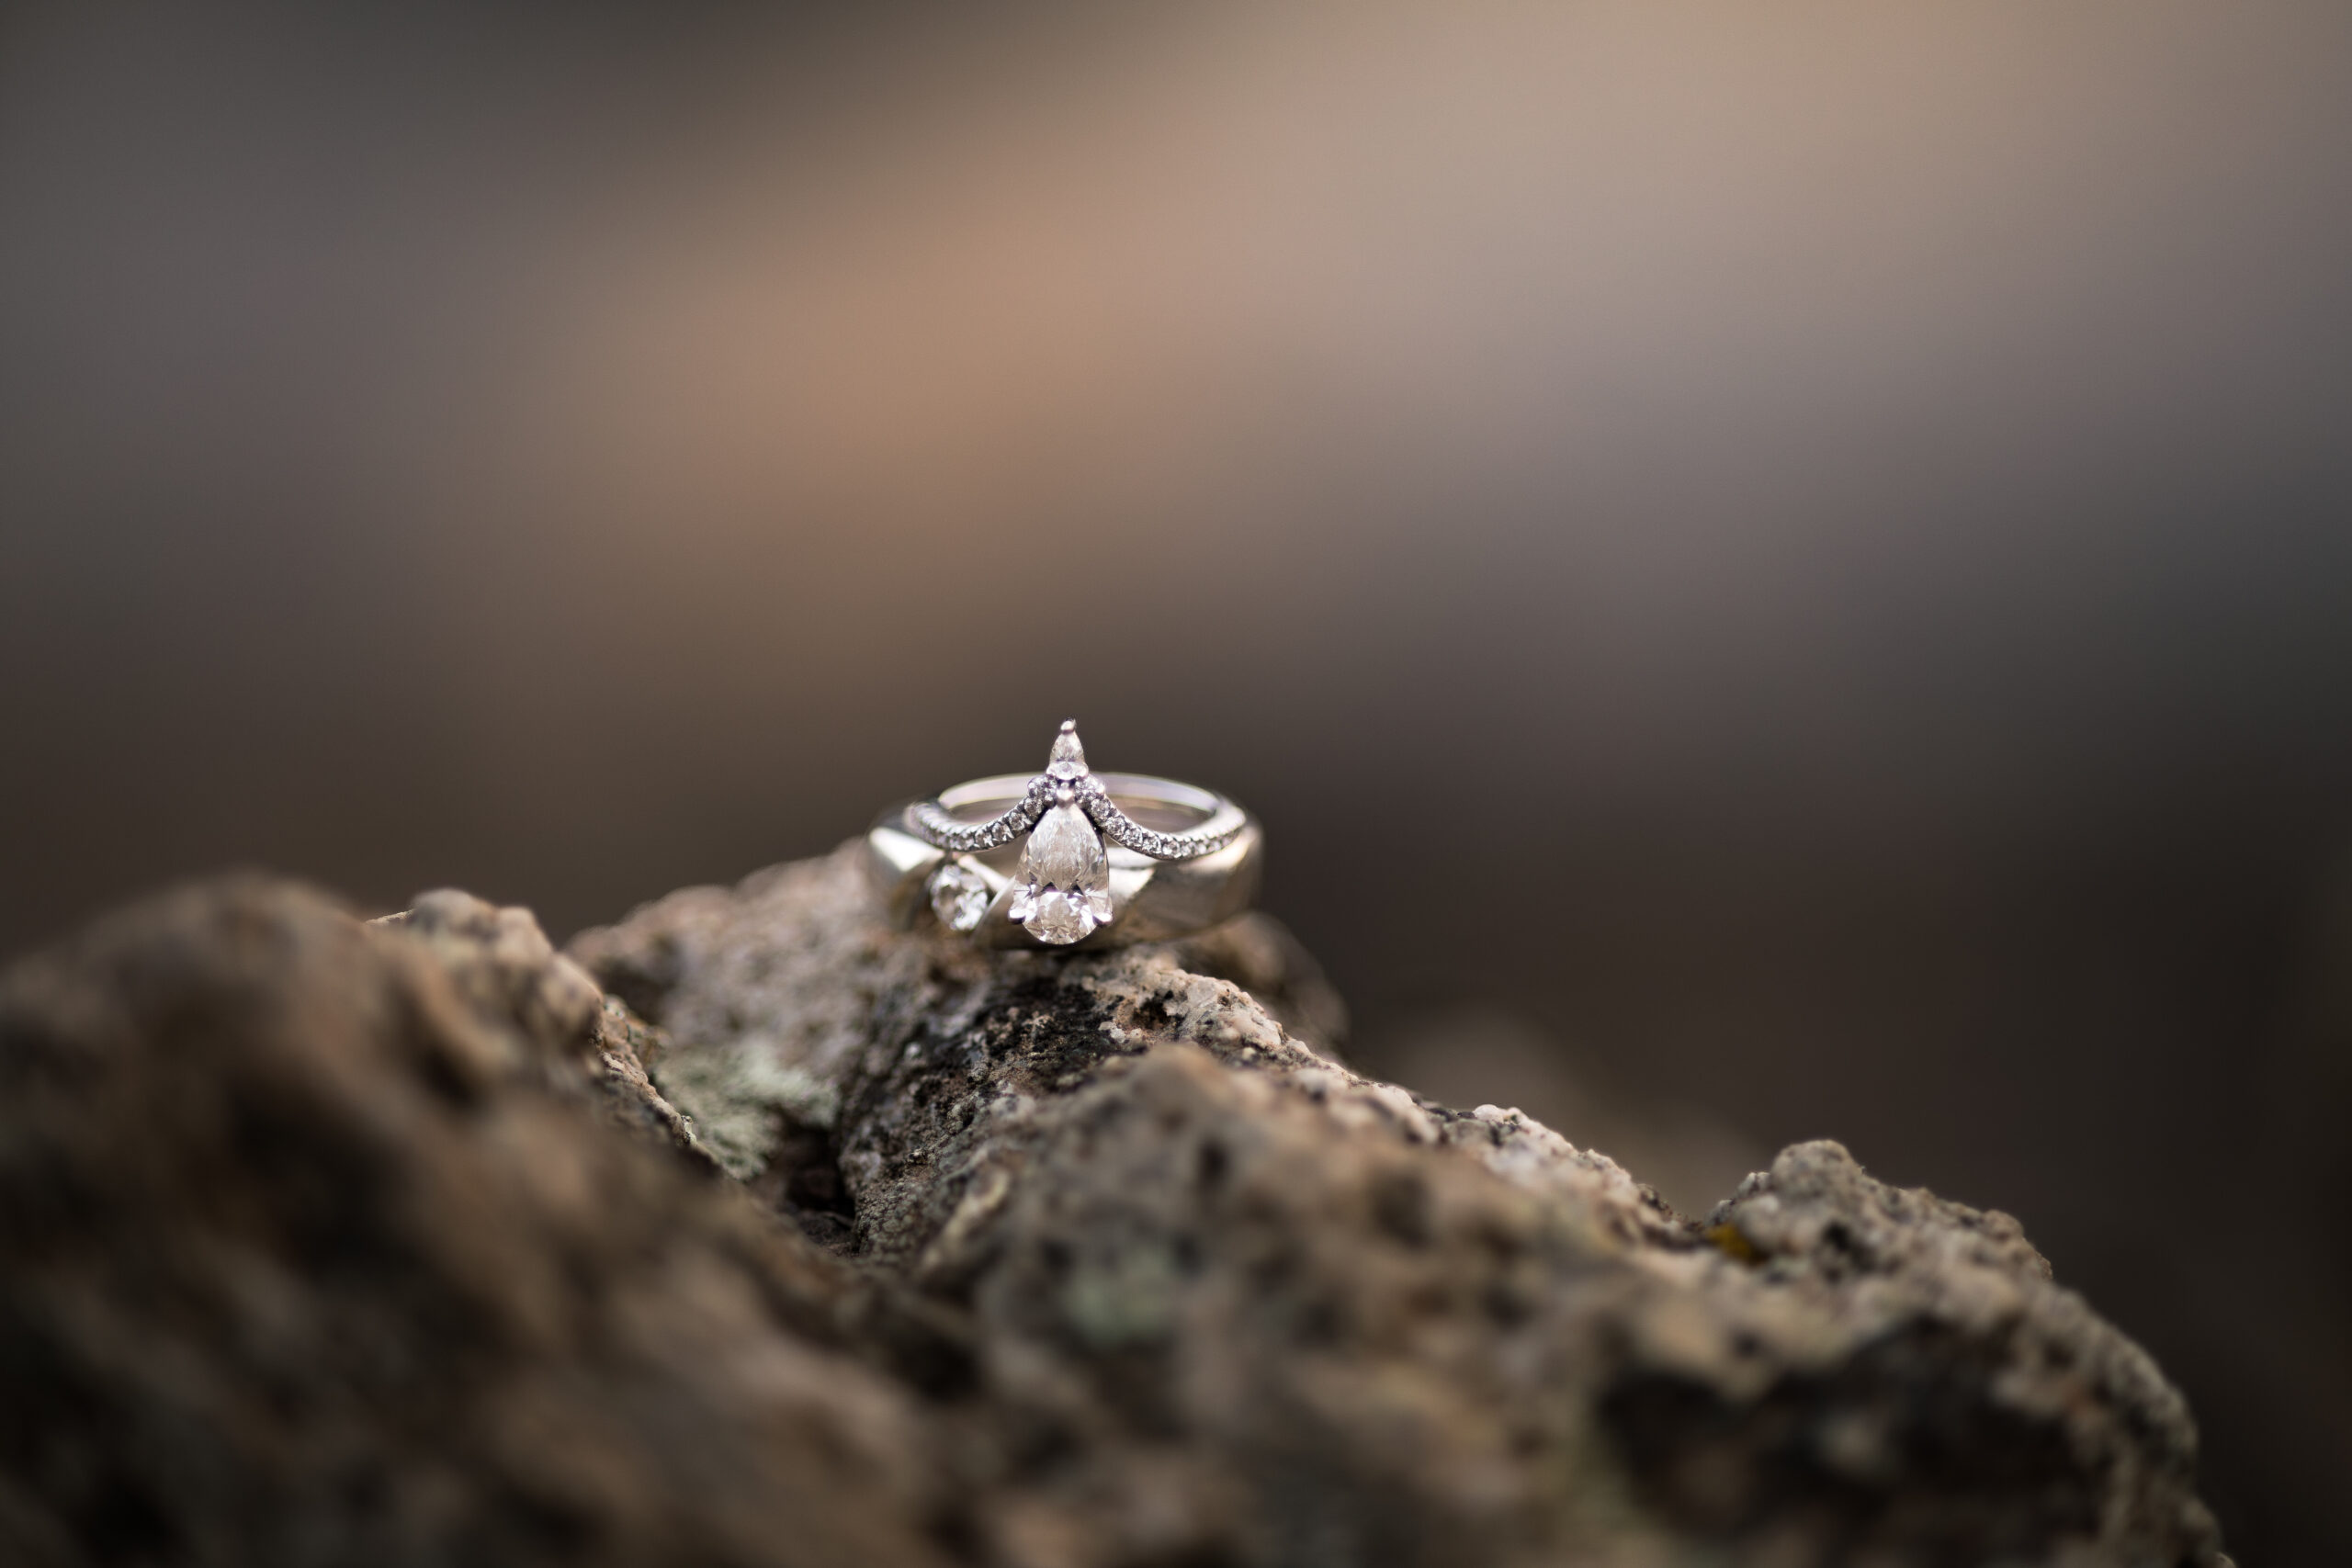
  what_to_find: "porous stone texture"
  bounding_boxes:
[0,850,2229,1567]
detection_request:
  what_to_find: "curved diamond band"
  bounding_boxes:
[911,773,1247,862]
[866,721,1261,950]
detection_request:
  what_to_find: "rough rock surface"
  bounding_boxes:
[0,850,2229,1567]
[0,878,955,1568]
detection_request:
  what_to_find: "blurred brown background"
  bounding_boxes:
[4,4,2349,1559]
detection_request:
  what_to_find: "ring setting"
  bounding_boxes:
[866,722,1259,950]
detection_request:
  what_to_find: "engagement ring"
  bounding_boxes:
[866,721,1261,950]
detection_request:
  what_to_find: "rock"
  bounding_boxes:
[572,845,2226,1568]
[0,851,2229,1567]
[373,887,714,1167]
[0,876,956,1568]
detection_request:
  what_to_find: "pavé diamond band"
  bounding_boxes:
[865,721,1261,949]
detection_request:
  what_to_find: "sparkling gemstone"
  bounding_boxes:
[1011,801,1113,943]
[1023,888,1097,944]
[927,859,993,932]
[1047,720,1089,780]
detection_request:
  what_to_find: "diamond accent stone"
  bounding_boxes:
[911,782,1047,853]
[927,858,992,932]
[910,720,1242,863]
[1008,801,1114,943]
[1077,775,1241,860]
[1046,718,1089,780]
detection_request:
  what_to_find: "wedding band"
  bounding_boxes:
[865,721,1261,950]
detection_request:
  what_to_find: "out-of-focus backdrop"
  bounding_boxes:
[4,4,2348,1557]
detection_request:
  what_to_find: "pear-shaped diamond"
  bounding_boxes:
[1009,801,1113,943]
[1046,719,1090,780]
